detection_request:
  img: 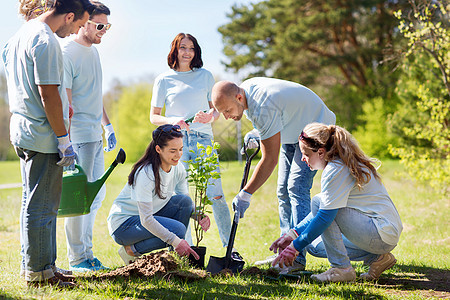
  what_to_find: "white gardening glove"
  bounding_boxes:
[193,108,219,124]
[232,190,252,219]
[241,128,260,154]
[103,123,117,152]
[56,134,76,167]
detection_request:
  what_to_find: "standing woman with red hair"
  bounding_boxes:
[150,33,234,255]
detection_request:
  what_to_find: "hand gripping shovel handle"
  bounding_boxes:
[225,141,261,265]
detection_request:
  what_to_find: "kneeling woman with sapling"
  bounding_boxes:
[270,122,402,283]
[107,124,210,265]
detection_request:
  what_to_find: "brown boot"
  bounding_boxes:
[360,253,396,280]
[54,271,77,282]
[27,276,76,289]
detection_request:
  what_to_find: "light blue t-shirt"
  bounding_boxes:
[320,159,403,245]
[107,163,189,235]
[2,19,69,153]
[151,68,215,136]
[241,77,336,144]
[62,39,103,143]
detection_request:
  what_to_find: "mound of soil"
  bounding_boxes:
[93,250,207,281]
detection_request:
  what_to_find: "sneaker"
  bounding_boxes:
[273,260,306,275]
[311,267,356,283]
[254,254,278,266]
[55,267,73,276]
[27,276,76,289]
[118,246,136,265]
[360,253,396,280]
[70,259,104,272]
[90,258,109,270]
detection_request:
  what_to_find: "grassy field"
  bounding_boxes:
[0,158,448,299]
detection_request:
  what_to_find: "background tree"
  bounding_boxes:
[389,0,449,195]
[107,82,156,163]
[219,0,409,132]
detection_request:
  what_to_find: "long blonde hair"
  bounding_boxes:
[301,123,380,188]
[18,0,55,21]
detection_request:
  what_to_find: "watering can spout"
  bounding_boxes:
[86,148,126,204]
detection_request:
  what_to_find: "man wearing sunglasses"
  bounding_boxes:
[60,1,116,272]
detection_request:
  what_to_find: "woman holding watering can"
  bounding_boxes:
[150,33,235,254]
[270,123,402,283]
[107,125,210,265]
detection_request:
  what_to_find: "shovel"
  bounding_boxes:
[206,141,260,275]
[58,148,126,217]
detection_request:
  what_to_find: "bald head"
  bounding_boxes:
[211,80,246,121]
[211,81,239,106]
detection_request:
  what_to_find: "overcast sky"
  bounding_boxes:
[0,0,256,93]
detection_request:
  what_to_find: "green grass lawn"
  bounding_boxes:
[0,158,448,299]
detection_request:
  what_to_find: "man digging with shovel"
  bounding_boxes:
[211,77,335,274]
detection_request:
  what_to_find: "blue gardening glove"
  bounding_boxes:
[103,123,117,152]
[232,190,252,219]
[240,129,260,155]
[56,134,76,167]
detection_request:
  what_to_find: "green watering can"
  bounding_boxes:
[58,148,126,217]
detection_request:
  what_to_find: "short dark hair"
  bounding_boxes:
[167,33,203,70]
[89,1,110,19]
[53,0,94,21]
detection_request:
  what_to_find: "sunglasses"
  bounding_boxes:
[155,124,181,142]
[299,131,321,150]
[87,20,111,31]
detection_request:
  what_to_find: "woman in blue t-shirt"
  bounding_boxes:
[270,123,402,283]
[150,33,233,253]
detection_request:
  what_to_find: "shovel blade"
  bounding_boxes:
[206,256,245,275]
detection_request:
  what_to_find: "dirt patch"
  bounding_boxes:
[92,250,207,282]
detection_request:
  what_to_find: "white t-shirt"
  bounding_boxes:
[2,19,69,153]
[61,39,103,143]
[241,77,336,144]
[107,163,189,242]
[320,159,403,245]
[151,68,215,136]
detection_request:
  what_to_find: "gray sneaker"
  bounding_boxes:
[254,254,278,266]
[273,260,306,275]
[311,267,356,283]
[118,246,136,265]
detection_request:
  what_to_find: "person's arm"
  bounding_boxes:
[150,106,189,130]
[292,208,338,251]
[38,85,67,136]
[242,132,280,194]
[102,106,111,126]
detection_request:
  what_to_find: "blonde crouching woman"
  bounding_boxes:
[270,123,402,283]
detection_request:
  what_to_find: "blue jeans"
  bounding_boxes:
[64,141,105,265]
[307,195,397,268]
[181,130,231,247]
[111,194,193,255]
[16,147,63,281]
[277,143,316,265]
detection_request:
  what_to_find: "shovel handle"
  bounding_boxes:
[225,141,261,265]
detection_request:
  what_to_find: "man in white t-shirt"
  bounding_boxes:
[2,0,92,287]
[61,1,116,272]
[212,77,336,272]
